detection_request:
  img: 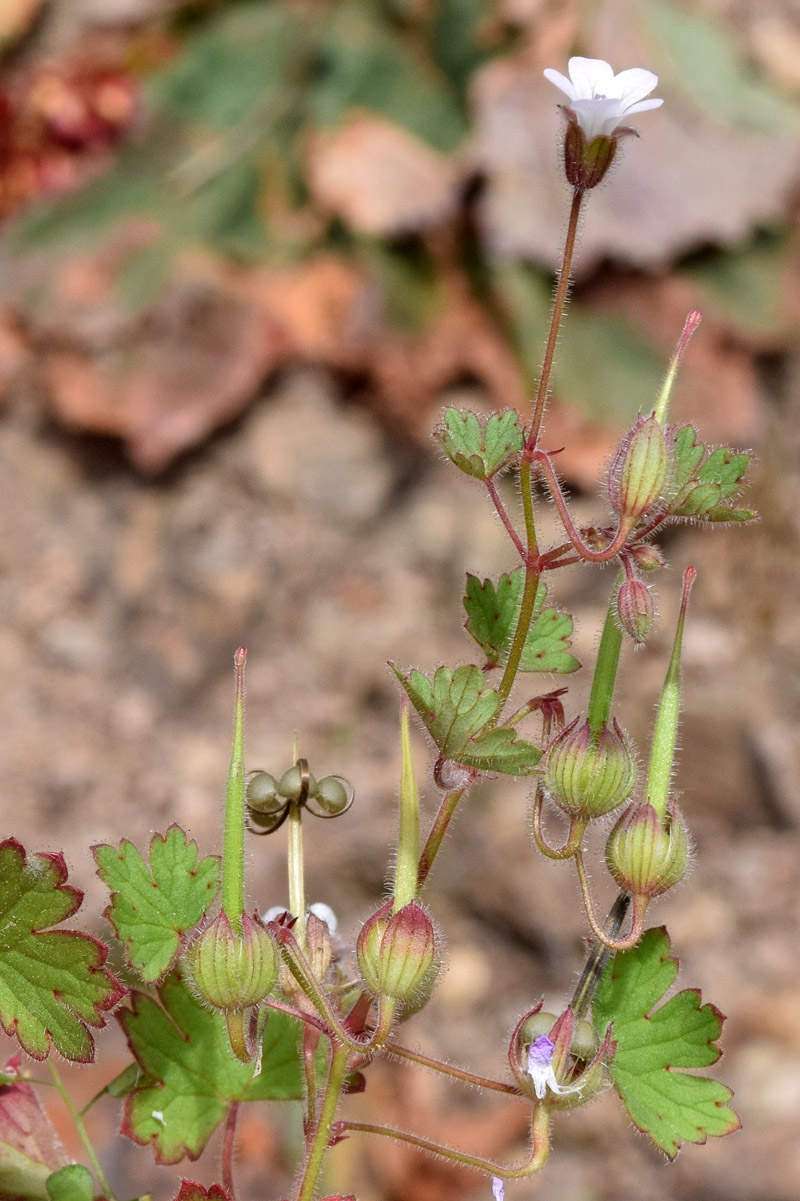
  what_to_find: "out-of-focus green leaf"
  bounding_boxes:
[641,0,800,137]
[680,231,797,341]
[311,3,467,151]
[495,263,666,423]
[430,0,499,95]
[151,3,301,132]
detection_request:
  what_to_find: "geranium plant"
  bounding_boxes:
[0,59,750,1201]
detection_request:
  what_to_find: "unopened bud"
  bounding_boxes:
[186,912,279,1011]
[629,543,665,572]
[357,901,438,1001]
[305,911,333,981]
[616,577,655,645]
[564,120,617,191]
[608,415,670,525]
[606,801,689,897]
[544,717,637,819]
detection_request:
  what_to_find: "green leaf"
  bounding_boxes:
[0,840,123,1062]
[704,506,758,524]
[244,1008,308,1101]
[94,827,220,984]
[463,569,579,673]
[436,409,523,479]
[670,425,705,495]
[311,3,467,152]
[392,664,541,775]
[641,0,800,138]
[593,927,740,1158]
[697,447,750,499]
[120,972,306,1163]
[667,427,754,520]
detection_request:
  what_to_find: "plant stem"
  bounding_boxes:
[342,1100,551,1180]
[526,187,583,453]
[385,1042,522,1095]
[296,1043,350,1201]
[417,785,470,889]
[222,649,247,934]
[288,800,306,946]
[48,1062,117,1201]
[222,1102,239,1198]
[485,478,526,559]
[570,893,631,1020]
[574,851,647,951]
[586,584,624,735]
[532,451,631,562]
[496,472,540,707]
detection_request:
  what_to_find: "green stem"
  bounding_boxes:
[342,1101,550,1180]
[587,582,624,735]
[48,1062,117,1201]
[526,188,584,452]
[287,800,306,946]
[417,785,470,889]
[385,1042,522,1095]
[296,1043,350,1201]
[645,567,695,819]
[570,892,631,1021]
[222,649,247,934]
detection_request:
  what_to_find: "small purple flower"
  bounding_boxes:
[527,1034,581,1100]
[492,1177,505,1201]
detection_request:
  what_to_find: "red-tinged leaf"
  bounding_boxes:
[0,1060,66,1200]
[0,840,124,1061]
[174,1183,232,1201]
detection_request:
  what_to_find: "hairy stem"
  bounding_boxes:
[222,1102,239,1198]
[296,1043,350,1201]
[586,585,624,735]
[531,785,586,860]
[485,477,526,559]
[418,785,470,889]
[343,1100,551,1180]
[570,893,631,1020]
[48,1062,117,1201]
[385,1042,522,1096]
[533,451,632,563]
[574,851,647,951]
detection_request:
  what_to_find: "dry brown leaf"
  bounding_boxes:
[472,0,800,276]
[307,113,464,237]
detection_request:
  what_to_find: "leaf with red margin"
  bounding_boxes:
[173,1184,232,1201]
[0,1056,65,1200]
[0,840,124,1061]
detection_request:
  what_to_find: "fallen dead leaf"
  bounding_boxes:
[306,113,465,237]
[0,0,44,48]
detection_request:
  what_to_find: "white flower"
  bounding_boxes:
[544,57,663,141]
[527,1035,582,1100]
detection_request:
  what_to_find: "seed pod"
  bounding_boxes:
[247,771,282,815]
[357,901,438,1002]
[605,801,689,897]
[608,414,670,525]
[278,764,318,802]
[544,717,637,819]
[616,576,655,645]
[185,912,279,1011]
[315,776,350,815]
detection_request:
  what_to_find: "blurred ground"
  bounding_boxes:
[1,1,800,1200]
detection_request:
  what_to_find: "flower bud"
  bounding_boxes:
[564,121,617,190]
[616,576,655,645]
[186,912,279,1011]
[608,415,670,525]
[543,717,637,819]
[629,543,665,572]
[606,801,688,897]
[305,911,333,982]
[357,901,438,1002]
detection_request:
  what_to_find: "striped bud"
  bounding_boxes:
[608,415,670,524]
[605,801,688,897]
[544,717,637,819]
[357,901,437,1002]
[185,912,279,1011]
[616,577,655,644]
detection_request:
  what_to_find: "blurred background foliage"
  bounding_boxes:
[2,0,800,474]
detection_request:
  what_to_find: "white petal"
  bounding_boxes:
[543,67,576,99]
[571,96,625,140]
[611,67,660,105]
[623,97,664,117]
[567,57,615,99]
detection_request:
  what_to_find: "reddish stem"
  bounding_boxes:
[222,1102,239,1198]
[486,477,526,559]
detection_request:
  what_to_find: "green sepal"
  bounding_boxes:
[435,409,523,479]
[45,1164,94,1201]
[119,971,306,1163]
[593,927,740,1159]
[463,569,579,674]
[704,506,758,523]
[94,827,220,984]
[392,664,541,775]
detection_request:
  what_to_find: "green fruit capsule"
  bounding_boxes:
[315,776,350,815]
[185,912,279,1011]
